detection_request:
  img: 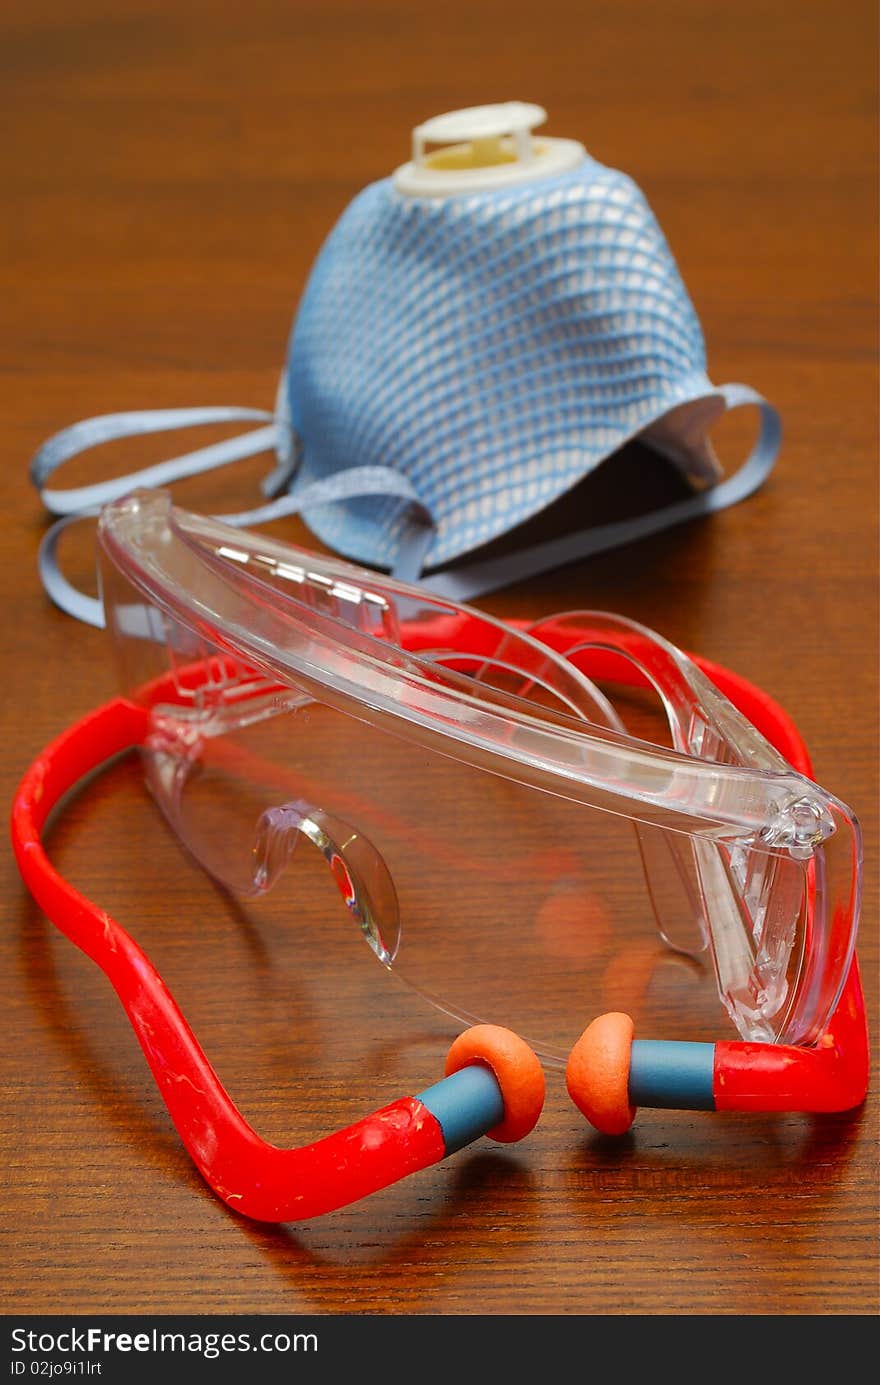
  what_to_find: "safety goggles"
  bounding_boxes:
[83,486,862,1057]
[13,488,868,1217]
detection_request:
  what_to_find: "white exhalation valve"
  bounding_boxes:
[393,101,586,196]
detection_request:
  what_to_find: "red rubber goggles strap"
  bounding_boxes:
[11,698,454,1220]
[11,634,868,1180]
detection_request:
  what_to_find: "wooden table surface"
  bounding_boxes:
[2,0,877,1318]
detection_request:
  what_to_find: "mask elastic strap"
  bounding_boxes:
[419,385,781,602]
[30,407,285,515]
[38,467,436,628]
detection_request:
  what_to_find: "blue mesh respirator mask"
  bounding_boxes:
[32,103,780,627]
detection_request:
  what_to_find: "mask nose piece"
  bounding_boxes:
[253,802,400,965]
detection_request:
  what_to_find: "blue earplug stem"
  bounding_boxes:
[628,1040,716,1110]
[417,1065,505,1155]
[419,1041,715,1148]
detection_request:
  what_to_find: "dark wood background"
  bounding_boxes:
[2,0,876,1317]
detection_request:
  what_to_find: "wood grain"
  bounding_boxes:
[1,0,876,1316]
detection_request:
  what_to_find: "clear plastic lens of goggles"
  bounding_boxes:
[142,674,737,1057]
[97,501,860,1060]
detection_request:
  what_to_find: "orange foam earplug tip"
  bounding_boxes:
[445,1024,545,1143]
[566,1011,636,1136]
